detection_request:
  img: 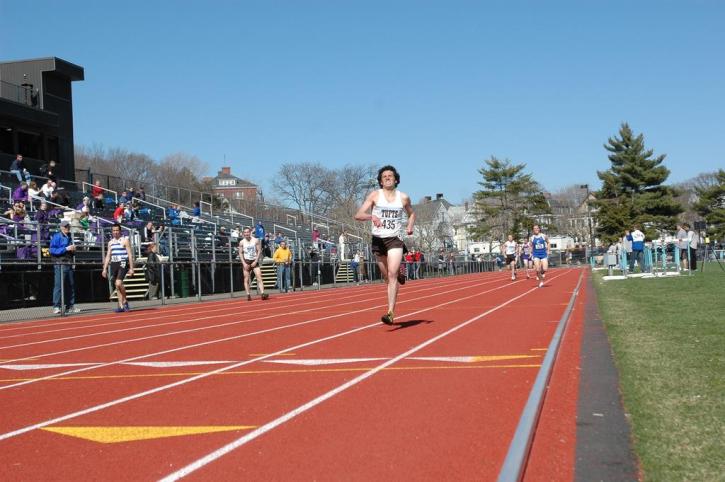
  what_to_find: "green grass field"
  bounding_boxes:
[593,264,725,481]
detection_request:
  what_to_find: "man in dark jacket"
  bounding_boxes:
[50,220,79,314]
[145,242,162,299]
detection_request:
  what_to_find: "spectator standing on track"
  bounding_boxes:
[102,223,135,312]
[405,250,414,279]
[9,154,31,183]
[627,225,646,273]
[354,164,415,325]
[50,220,79,314]
[685,223,699,271]
[273,239,293,293]
[145,242,162,299]
[308,246,320,284]
[351,250,360,283]
[239,226,269,301]
[437,249,445,274]
[416,250,424,279]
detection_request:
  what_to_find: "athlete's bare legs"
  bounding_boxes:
[376,247,404,322]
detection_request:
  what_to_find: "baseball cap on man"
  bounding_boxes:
[60,220,71,228]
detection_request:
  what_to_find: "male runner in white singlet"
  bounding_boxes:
[503,234,518,281]
[102,223,135,312]
[355,165,415,325]
[238,227,269,301]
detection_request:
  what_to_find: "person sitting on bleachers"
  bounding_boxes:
[40,179,55,199]
[118,190,130,204]
[12,182,29,204]
[76,196,92,213]
[34,201,51,241]
[27,181,41,208]
[91,180,104,212]
[167,204,181,225]
[113,202,125,223]
[192,201,201,217]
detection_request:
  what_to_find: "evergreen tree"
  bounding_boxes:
[470,156,549,243]
[694,169,725,240]
[592,123,682,243]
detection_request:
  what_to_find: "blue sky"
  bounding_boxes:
[1,1,723,204]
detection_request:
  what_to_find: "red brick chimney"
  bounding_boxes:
[220,167,231,175]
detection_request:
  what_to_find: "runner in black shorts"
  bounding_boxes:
[102,223,135,312]
[355,165,416,325]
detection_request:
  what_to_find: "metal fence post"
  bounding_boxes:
[160,262,166,305]
[229,242,234,298]
[60,262,65,317]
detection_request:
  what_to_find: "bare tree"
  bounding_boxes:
[271,162,335,215]
[328,163,377,220]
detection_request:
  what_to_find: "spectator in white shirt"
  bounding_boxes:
[684,223,699,270]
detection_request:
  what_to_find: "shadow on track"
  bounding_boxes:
[389,319,434,331]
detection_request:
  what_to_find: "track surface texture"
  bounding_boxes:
[1,269,587,481]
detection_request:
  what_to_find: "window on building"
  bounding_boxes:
[0,127,13,154]
[17,131,42,159]
[47,136,59,162]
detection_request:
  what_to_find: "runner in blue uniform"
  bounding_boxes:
[530,224,549,288]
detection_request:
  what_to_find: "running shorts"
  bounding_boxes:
[371,236,407,257]
[110,261,129,283]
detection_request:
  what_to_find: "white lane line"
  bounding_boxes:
[0,270,485,350]
[0,275,509,391]
[0,271,542,442]
[0,271,493,336]
[263,358,388,366]
[0,273,477,365]
[158,269,574,481]
[0,363,98,371]
[0,271,431,341]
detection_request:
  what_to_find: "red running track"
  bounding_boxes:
[0,269,585,481]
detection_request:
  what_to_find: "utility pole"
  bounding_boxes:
[580,184,594,252]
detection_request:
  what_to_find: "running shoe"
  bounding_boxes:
[511,273,516,281]
[381,311,394,325]
[114,306,125,313]
[261,293,269,300]
[539,281,544,288]
[67,306,81,314]
[123,302,130,312]
[247,294,252,301]
[397,266,406,285]
[53,307,61,315]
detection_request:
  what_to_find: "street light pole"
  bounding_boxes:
[581,184,594,252]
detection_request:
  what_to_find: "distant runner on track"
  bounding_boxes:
[530,224,549,288]
[503,234,518,281]
[239,226,269,302]
[520,238,533,279]
[102,223,135,312]
[355,165,415,325]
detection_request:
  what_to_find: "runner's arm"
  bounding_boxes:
[125,238,135,274]
[354,191,380,226]
[402,193,415,235]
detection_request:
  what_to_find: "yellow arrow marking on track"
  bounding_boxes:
[41,425,257,443]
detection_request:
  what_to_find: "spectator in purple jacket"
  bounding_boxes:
[12,182,28,203]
